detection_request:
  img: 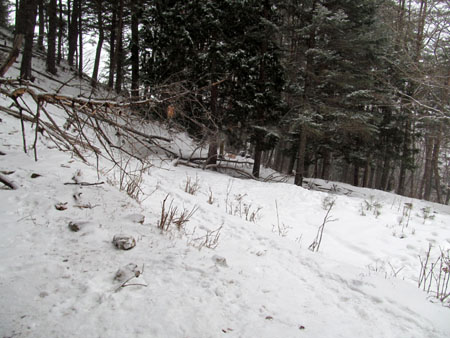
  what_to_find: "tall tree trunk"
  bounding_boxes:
[273,141,284,172]
[369,164,376,188]
[108,1,118,88]
[15,0,19,28]
[252,142,263,178]
[397,118,410,195]
[294,126,307,186]
[321,149,331,180]
[131,0,140,99]
[206,79,219,169]
[37,0,44,51]
[91,0,104,87]
[431,131,442,203]
[46,0,57,74]
[115,35,123,93]
[362,159,370,188]
[206,140,218,169]
[18,0,38,80]
[353,165,360,187]
[422,133,433,201]
[287,147,297,175]
[380,155,391,191]
[67,0,79,67]
[57,0,63,64]
[77,0,82,76]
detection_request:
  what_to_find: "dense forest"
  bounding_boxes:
[0,0,449,204]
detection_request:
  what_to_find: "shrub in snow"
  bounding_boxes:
[112,234,136,250]
[212,255,228,267]
[157,194,197,232]
[359,196,382,218]
[184,175,200,195]
[419,207,435,224]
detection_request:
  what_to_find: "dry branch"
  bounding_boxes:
[0,173,18,189]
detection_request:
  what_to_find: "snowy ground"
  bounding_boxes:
[1,46,450,338]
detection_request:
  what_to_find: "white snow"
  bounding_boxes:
[0,46,449,338]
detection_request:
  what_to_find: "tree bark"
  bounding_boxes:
[362,159,370,188]
[206,139,218,168]
[422,133,433,201]
[37,0,44,51]
[380,155,391,191]
[294,126,307,186]
[353,165,360,187]
[18,0,38,80]
[46,0,57,75]
[397,118,410,195]
[252,142,263,178]
[91,0,104,87]
[57,0,63,64]
[131,0,140,99]
[67,0,79,67]
[77,0,83,76]
[321,149,331,180]
[431,130,442,203]
[108,0,118,88]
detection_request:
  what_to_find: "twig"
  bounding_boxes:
[63,181,105,186]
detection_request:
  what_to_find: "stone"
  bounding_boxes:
[112,234,136,250]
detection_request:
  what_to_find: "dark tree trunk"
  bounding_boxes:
[108,1,118,88]
[362,160,370,188]
[422,133,433,200]
[115,35,123,93]
[37,0,44,51]
[380,155,391,191]
[57,0,63,64]
[0,34,23,76]
[91,0,104,87]
[431,131,442,203]
[77,0,82,76]
[397,118,410,195]
[206,140,218,168]
[287,148,296,175]
[353,165,360,187]
[131,0,140,99]
[321,150,331,180]
[206,80,219,169]
[273,141,283,172]
[18,0,38,80]
[46,0,57,74]
[67,0,79,67]
[15,0,19,28]
[252,142,263,178]
[294,126,307,186]
[368,165,376,188]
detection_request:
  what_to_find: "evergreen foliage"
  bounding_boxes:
[1,0,448,202]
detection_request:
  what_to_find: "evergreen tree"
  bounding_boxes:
[280,0,383,186]
[141,0,285,176]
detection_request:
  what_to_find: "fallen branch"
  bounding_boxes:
[64,181,105,186]
[0,173,18,189]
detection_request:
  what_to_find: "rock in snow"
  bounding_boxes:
[112,234,136,250]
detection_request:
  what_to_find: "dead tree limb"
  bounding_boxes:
[0,34,23,77]
[0,173,18,189]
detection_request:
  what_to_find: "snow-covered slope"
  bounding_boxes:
[1,48,449,338]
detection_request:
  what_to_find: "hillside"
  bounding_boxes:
[1,39,450,338]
